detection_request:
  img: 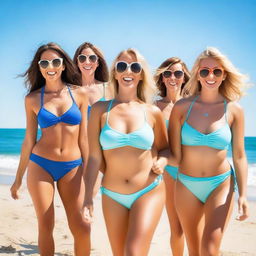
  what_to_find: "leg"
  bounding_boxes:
[27,161,55,256]
[57,165,91,256]
[164,172,184,256]
[175,180,204,256]
[201,176,234,256]
[125,181,165,256]
[102,193,129,256]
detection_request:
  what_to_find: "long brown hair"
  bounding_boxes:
[73,42,109,83]
[22,42,81,93]
[154,57,190,97]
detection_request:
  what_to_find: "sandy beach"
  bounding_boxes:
[0,181,255,256]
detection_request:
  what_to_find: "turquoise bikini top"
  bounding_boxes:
[165,119,169,129]
[100,100,154,150]
[181,96,231,150]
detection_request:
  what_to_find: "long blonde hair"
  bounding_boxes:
[184,47,248,101]
[109,49,157,104]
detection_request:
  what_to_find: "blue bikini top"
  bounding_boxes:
[181,96,231,150]
[99,100,154,150]
[37,86,82,128]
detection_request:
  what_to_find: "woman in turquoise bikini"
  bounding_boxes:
[170,47,249,255]
[154,57,190,256]
[83,49,169,255]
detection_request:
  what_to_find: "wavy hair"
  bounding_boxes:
[109,48,157,104]
[184,47,248,101]
[22,42,81,93]
[73,42,109,83]
[154,57,190,97]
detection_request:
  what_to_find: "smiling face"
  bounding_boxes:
[198,57,226,91]
[114,52,142,90]
[162,63,184,93]
[77,47,99,77]
[39,50,65,82]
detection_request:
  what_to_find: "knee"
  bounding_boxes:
[68,215,91,238]
[171,224,184,239]
[201,244,219,256]
[124,241,146,256]
[38,215,54,234]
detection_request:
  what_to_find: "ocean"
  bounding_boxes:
[0,128,255,187]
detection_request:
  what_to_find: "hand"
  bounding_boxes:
[10,179,22,200]
[82,202,94,223]
[151,161,164,175]
[236,196,249,221]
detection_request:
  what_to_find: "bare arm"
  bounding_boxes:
[230,103,249,220]
[10,95,38,199]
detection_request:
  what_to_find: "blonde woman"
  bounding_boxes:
[154,57,190,256]
[83,49,168,255]
[170,47,249,255]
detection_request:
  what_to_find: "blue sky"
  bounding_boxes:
[0,0,255,135]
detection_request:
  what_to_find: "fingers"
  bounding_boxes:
[83,206,93,223]
[151,162,164,175]
[10,187,19,200]
[236,200,249,221]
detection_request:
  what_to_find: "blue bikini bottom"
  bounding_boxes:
[30,153,82,181]
[101,175,163,209]
[165,165,179,180]
[177,168,235,203]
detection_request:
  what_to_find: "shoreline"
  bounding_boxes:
[0,183,256,255]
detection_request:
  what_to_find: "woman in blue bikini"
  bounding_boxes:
[154,57,190,256]
[83,49,169,255]
[10,43,91,256]
[170,47,249,255]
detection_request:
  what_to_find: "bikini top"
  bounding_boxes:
[37,86,82,128]
[87,83,107,117]
[99,100,154,150]
[181,96,232,150]
[165,119,169,130]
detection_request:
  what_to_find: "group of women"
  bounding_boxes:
[10,41,249,256]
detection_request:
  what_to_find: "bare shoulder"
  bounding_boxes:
[91,100,111,114]
[227,101,244,121]
[145,103,162,116]
[25,89,41,106]
[172,96,194,113]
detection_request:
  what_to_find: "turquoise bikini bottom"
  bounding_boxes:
[165,165,179,180]
[177,168,236,203]
[101,175,163,209]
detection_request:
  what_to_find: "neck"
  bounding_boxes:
[199,89,223,103]
[165,88,181,103]
[116,87,139,103]
[45,80,65,92]
[82,73,96,86]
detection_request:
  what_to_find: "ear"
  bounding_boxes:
[223,72,227,80]
[62,65,65,71]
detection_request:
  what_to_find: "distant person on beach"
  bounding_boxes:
[83,48,169,255]
[10,43,91,256]
[154,57,190,256]
[73,42,112,196]
[170,47,249,255]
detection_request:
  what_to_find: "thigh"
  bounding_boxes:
[164,173,181,231]
[202,176,235,252]
[102,193,129,256]
[175,180,204,254]
[27,161,55,221]
[126,181,165,255]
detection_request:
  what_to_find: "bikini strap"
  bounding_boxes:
[106,99,114,123]
[224,99,228,122]
[185,95,199,121]
[40,86,45,107]
[67,85,75,103]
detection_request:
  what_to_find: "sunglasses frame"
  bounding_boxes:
[198,67,224,78]
[77,54,98,63]
[162,70,184,79]
[115,61,142,74]
[38,58,63,69]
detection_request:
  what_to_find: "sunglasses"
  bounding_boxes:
[78,54,98,63]
[199,68,224,78]
[115,61,142,74]
[38,58,63,69]
[162,70,184,79]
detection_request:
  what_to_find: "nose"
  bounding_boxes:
[209,72,214,79]
[85,57,90,64]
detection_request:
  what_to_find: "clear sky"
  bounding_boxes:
[0,0,255,135]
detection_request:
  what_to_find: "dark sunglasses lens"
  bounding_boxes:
[131,63,142,73]
[199,69,209,78]
[116,62,128,73]
[89,55,97,63]
[52,58,62,67]
[163,71,171,78]
[213,69,223,77]
[174,71,184,79]
[78,55,87,63]
[39,60,49,69]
